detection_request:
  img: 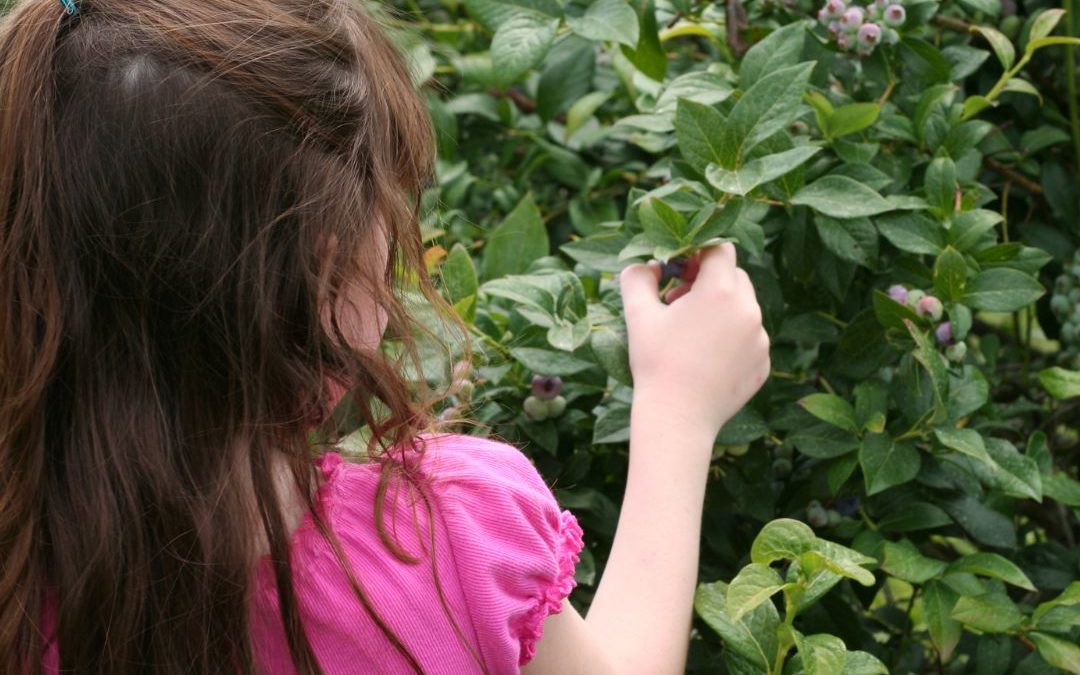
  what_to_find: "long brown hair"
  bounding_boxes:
[0,0,454,671]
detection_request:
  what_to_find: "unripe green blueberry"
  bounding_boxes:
[1062,321,1078,344]
[772,457,793,476]
[547,395,567,418]
[906,289,926,307]
[806,501,829,528]
[827,509,843,527]
[523,395,550,421]
[945,342,967,362]
[1070,288,1080,304]
[1056,275,1073,294]
[727,443,751,457]
[776,444,794,461]
[1051,294,1071,318]
[1072,264,1080,278]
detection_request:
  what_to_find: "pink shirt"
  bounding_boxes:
[42,433,584,673]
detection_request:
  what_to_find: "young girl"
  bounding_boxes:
[0,0,770,672]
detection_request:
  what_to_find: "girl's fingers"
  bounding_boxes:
[695,242,737,286]
[619,261,663,318]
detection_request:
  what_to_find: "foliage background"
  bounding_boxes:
[371,0,1080,672]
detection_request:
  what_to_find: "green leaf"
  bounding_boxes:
[462,0,562,30]
[739,22,808,89]
[949,209,1003,253]
[788,424,859,459]
[750,518,816,564]
[705,146,821,196]
[721,62,815,168]
[924,157,957,217]
[1037,367,1080,400]
[876,212,945,255]
[951,592,1025,633]
[1001,77,1041,101]
[537,35,596,121]
[726,563,788,622]
[881,540,947,583]
[934,427,993,465]
[923,581,962,662]
[905,319,949,423]
[1034,582,1080,623]
[510,347,594,376]
[481,195,551,280]
[827,103,881,140]
[945,553,1036,591]
[859,432,921,496]
[442,243,479,322]
[565,91,611,139]
[620,0,666,81]
[1029,632,1080,675]
[565,0,640,47]
[639,198,688,248]
[490,13,559,84]
[938,494,1017,548]
[676,99,728,172]
[717,406,769,444]
[1026,35,1080,50]
[795,633,847,675]
[798,393,859,433]
[807,539,877,586]
[840,651,889,675]
[878,502,953,532]
[694,581,779,669]
[589,326,632,386]
[592,403,631,444]
[1029,8,1067,43]
[814,216,878,268]
[979,437,1042,501]
[964,268,1045,312]
[971,25,1015,70]
[792,176,893,218]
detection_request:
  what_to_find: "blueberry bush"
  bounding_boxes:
[377,0,1080,671]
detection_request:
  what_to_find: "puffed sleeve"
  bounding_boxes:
[417,433,585,668]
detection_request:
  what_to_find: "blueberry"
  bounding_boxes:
[827,509,843,527]
[523,395,550,421]
[935,321,952,345]
[906,289,926,306]
[772,457,793,476]
[883,4,905,26]
[806,501,829,528]
[887,284,909,304]
[840,6,864,29]
[1051,294,1071,318]
[531,375,563,401]
[660,258,689,286]
[916,295,944,321]
[835,495,861,517]
[857,22,882,50]
[727,444,751,457]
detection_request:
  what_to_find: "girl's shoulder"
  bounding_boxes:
[283,433,584,670]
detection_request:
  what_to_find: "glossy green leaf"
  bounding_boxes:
[706,146,821,196]
[1037,367,1080,400]
[792,176,894,218]
[481,195,551,280]
[951,591,1025,633]
[565,0,640,46]
[859,432,921,495]
[490,13,559,84]
[750,518,816,564]
[945,552,1035,591]
[971,25,1015,70]
[721,62,815,168]
[798,393,859,433]
[964,268,1045,312]
[726,563,788,622]
[1030,632,1080,675]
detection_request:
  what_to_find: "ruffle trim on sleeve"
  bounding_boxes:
[517,510,586,666]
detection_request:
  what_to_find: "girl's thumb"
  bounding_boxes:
[619,262,662,316]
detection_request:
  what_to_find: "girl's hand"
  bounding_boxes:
[619,243,771,440]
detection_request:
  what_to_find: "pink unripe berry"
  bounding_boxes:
[888,284,908,303]
[836,31,852,50]
[823,0,846,20]
[916,295,944,321]
[884,4,906,27]
[857,22,882,48]
[818,8,829,23]
[828,20,842,36]
[874,0,889,10]
[840,7,864,30]
[935,321,953,344]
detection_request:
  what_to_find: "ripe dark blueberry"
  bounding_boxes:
[531,375,563,401]
[660,257,689,286]
[835,495,861,517]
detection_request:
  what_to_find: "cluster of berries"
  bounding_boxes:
[523,375,568,421]
[1050,252,1080,370]
[816,0,905,57]
[888,285,967,362]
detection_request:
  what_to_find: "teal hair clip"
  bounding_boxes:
[60,0,78,15]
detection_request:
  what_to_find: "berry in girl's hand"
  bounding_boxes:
[531,374,563,401]
[523,395,550,421]
[660,258,689,286]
